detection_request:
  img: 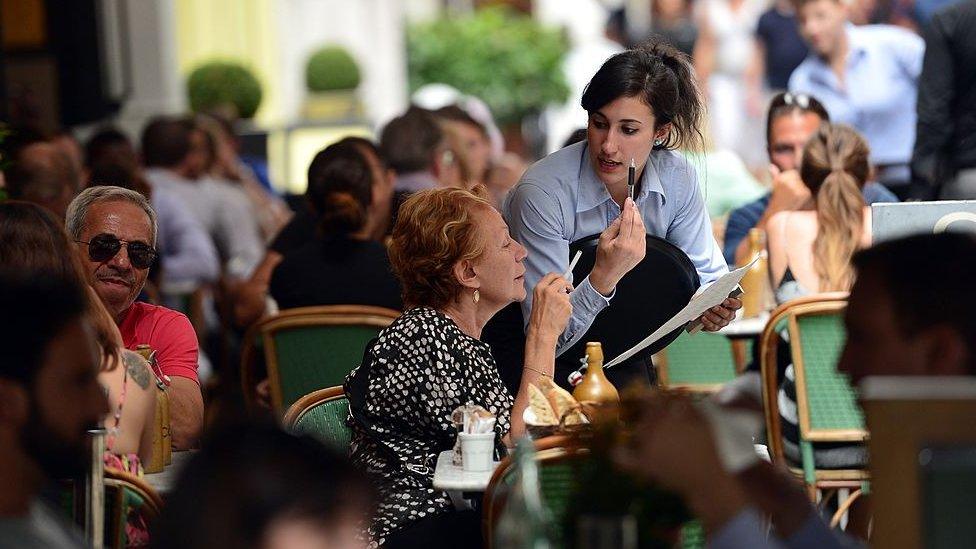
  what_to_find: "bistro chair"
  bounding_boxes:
[655,330,740,394]
[240,305,399,415]
[759,293,869,501]
[282,385,352,451]
[103,468,163,549]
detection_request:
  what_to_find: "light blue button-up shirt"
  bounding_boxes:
[503,142,728,356]
[788,24,924,170]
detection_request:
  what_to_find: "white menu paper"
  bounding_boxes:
[604,256,759,368]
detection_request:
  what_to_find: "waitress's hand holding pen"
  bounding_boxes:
[590,197,646,296]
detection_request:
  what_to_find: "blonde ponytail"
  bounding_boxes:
[800,124,871,292]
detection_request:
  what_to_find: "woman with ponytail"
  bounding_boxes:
[767,123,872,471]
[268,139,402,312]
[767,123,872,302]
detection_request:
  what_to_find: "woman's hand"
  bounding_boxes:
[590,197,646,296]
[527,273,573,340]
[513,273,573,440]
[698,297,743,331]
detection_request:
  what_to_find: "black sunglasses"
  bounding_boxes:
[75,233,158,270]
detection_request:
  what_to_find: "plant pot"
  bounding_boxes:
[302,90,362,122]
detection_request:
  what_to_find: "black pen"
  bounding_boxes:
[628,158,635,201]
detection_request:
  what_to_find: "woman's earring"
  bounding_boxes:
[473,289,480,304]
[654,138,664,147]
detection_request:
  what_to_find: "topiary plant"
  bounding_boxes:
[305,46,361,92]
[186,60,263,119]
[408,7,570,127]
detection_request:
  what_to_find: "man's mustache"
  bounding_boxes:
[96,266,135,285]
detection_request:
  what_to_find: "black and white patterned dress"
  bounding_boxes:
[344,307,514,546]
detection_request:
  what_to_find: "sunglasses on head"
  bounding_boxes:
[773,92,813,110]
[76,233,158,270]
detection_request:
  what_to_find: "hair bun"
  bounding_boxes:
[319,191,366,236]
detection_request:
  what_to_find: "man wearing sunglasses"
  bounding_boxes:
[722,92,898,266]
[66,186,203,450]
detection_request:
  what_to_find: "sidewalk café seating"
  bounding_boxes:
[282,385,351,451]
[759,293,869,501]
[240,305,399,414]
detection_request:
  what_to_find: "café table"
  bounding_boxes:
[719,311,770,340]
[145,450,195,494]
[432,450,500,510]
[432,450,500,491]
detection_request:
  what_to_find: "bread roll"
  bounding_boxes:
[538,378,586,425]
[528,383,558,425]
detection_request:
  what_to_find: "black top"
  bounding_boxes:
[911,0,976,197]
[269,237,403,311]
[269,207,317,257]
[344,307,513,543]
[755,7,809,90]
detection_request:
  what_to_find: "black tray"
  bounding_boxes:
[554,234,700,384]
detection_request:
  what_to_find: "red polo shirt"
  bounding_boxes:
[118,302,199,384]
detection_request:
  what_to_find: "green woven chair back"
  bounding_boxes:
[661,331,738,387]
[291,395,352,450]
[270,324,382,411]
[793,313,864,432]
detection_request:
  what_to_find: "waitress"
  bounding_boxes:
[504,40,741,363]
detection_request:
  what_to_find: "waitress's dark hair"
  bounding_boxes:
[581,40,704,152]
[306,137,375,237]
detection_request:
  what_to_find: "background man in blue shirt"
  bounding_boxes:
[723,92,898,266]
[788,0,924,199]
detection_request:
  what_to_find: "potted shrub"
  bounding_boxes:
[186,60,263,120]
[303,45,363,121]
[408,7,569,154]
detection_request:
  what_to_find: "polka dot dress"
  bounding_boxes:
[344,307,514,546]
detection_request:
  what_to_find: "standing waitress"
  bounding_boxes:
[504,41,741,371]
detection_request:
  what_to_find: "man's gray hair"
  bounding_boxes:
[65,186,158,246]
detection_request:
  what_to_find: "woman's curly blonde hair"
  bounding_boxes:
[389,185,493,309]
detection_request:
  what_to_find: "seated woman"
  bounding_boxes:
[268,139,402,312]
[766,124,872,468]
[0,201,156,468]
[344,186,572,548]
[234,137,396,327]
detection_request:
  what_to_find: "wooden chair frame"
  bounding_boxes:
[759,292,869,497]
[103,467,163,548]
[240,305,399,414]
[281,385,346,429]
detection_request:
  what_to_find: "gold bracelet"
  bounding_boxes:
[524,365,553,378]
